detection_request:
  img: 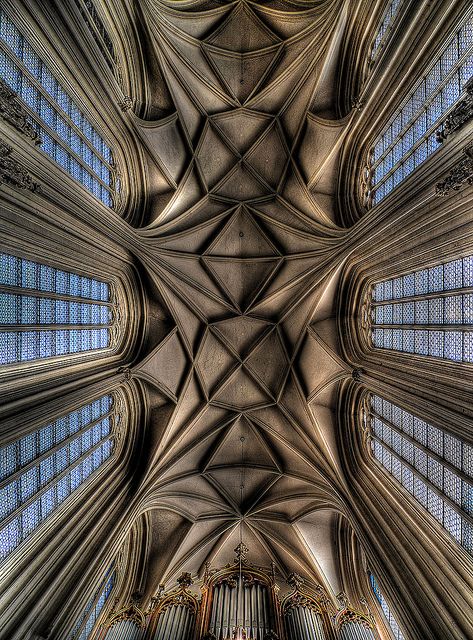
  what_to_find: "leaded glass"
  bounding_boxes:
[0,396,114,562]
[0,8,117,207]
[0,253,113,365]
[369,573,405,640]
[371,0,403,62]
[368,394,473,557]
[369,9,473,204]
[370,256,473,362]
[69,564,116,640]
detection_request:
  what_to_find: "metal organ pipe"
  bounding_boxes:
[284,605,326,640]
[338,622,375,640]
[103,620,143,640]
[152,604,195,640]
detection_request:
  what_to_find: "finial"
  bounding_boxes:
[177,572,193,589]
[287,572,304,591]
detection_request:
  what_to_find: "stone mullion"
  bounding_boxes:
[369,433,473,528]
[0,433,115,532]
[370,409,471,485]
[372,286,473,304]
[0,39,115,172]
[346,471,473,640]
[0,408,115,490]
[0,285,115,306]
[0,323,111,331]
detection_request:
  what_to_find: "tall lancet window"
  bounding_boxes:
[367,8,473,204]
[68,563,116,640]
[370,0,402,62]
[365,394,473,557]
[0,7,117,207]
[369,572,405,640]
[0,252,115,365]
[72,0,116,75]
[0,395,117,562]
[369,255,473,362]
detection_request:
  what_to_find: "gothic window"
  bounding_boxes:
[370,0,403,62]
[72,0,116,75]
[366,394,473,557]
[368,8,473,204]
[369,255,473,362]
[0,394,116,562]
[369,572,405,640]
[0,7,117,207]
[0,252,115,365]
[68,563,116,640]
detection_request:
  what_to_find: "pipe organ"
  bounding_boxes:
[95,547,380,640]
[147,573,198,640]
[335,605,376,640]
[282,574,329,640]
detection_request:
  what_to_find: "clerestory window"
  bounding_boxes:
[68,563,116,640]
[369,256,473,362]
[0,252,115,366]
[367,8,473,205]
[0,7,118,207]
[0,395,117,562]
[366,394,473,557]
[370,0,403,63]
[369,572,405,640]
[72,0,116,76]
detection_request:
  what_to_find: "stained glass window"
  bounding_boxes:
[0,253,113,365]
[370,256,473,362]
[367,394,473,557]
[368,9,473,204]
[0,8,117,207]
[73,0,116,74]
[0,395,115,562]
[68,564,116,640]
[369,573,405,640]
[371,0,402,62]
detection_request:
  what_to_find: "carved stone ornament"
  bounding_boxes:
[263,632,279,640]
[234,542,249,563]
[0,142,41,193]
[119,95,134,112]
[177,571,194,589]
[436,144,473,196]
[0,78,41,144]
[436,78,473,142]
[107,601,146,629]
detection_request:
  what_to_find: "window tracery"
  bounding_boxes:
[365,394,473,557]
[366,9,473,205]
[368,256,473,362]
[0,393,120,562]
[370,0,402,63]
[72,0,116,76]
[0,7,118,207]
[368,572,405,640]
[0,252,116,365]
[69,563,116,640]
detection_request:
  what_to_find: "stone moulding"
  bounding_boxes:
[436,144,473,195]
[436,78,473,143]
[0,142,41,193]
[0,78,41,145]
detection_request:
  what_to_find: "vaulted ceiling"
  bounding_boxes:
[126,0,360,602]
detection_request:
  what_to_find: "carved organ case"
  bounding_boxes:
[147,573,198,640]
[198,544,282,640]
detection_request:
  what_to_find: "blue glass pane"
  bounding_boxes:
[0,394,114,563]
[369,395,473,559]
[369,9,473,203]
[0,8,117,206]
